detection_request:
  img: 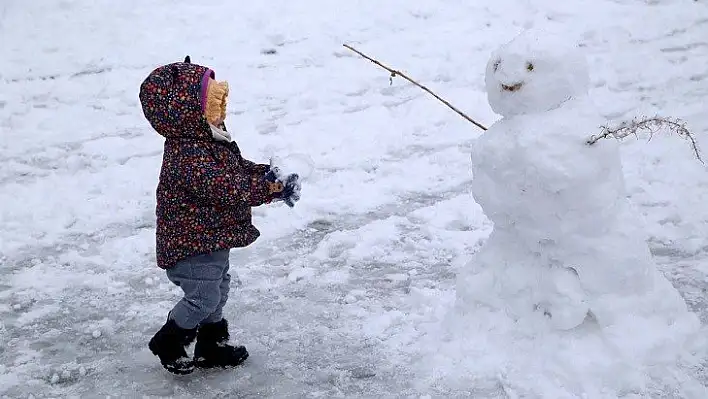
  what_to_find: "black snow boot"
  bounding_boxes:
[194,319,249,369]
[148,318,198,375]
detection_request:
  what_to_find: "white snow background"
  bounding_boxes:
[2,0,708,397]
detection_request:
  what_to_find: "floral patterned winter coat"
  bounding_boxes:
[139,61,272,269]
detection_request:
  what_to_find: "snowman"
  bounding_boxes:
[457,29,698,343]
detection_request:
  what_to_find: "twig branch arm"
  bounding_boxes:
[343,44,488,131]
[586,116,703,164]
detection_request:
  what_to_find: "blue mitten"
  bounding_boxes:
[264,167,280,185]
[281,173,301,207]
[265,167,301,208]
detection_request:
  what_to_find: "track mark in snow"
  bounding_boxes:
[383,95,421,109]
[70,66,114,78]
[343,104,370,114]
[0,133,156,186]
[690,73,708,82]
[660,42,708,53]
[3,64,152,84]
[2,219,156,274]
[663,260,708,323]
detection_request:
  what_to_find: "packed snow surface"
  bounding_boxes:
[2,0,708,398]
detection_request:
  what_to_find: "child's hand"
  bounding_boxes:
[265,167,301,207]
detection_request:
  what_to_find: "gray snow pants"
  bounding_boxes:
[166,249,231,330]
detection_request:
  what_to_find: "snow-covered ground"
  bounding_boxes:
[2,0,708,397]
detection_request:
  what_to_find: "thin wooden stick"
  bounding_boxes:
[343,44,488,131]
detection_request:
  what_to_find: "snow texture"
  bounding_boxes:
[2,0,708,398]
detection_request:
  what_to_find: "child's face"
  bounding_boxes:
[205,79,229,126]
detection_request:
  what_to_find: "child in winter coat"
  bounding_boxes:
[138,56,300,375]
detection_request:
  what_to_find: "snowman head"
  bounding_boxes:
[485,29,590,117]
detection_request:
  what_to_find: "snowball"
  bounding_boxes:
[485,28,590,117]
[92,330,102,338]
[270,153,315,182]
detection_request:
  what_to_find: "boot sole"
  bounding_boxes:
[150,342,195,375]
[164,363,195,375]
[194,351,249,369]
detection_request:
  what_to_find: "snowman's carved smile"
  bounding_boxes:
[501,82,524,92]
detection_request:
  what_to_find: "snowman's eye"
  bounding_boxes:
[526,62,534,72]
[493,60,501,72]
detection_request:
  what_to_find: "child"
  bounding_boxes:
[138,56,300,375]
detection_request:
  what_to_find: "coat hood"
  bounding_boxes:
[139,61,215,139]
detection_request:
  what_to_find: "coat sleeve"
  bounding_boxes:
[240,159,274,207]
[177,147,272,207]
[246,161,276,207]
[241,159,270,176]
